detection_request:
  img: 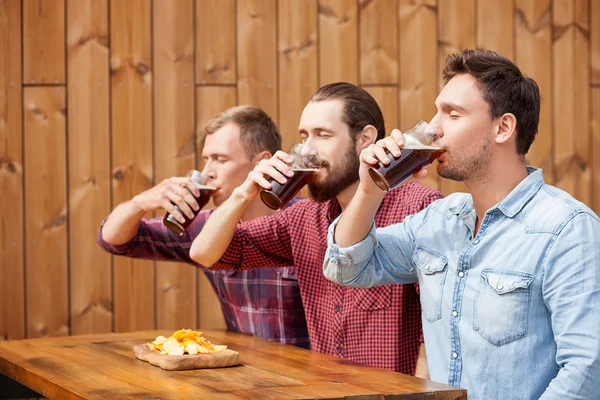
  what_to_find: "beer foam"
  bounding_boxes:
[292,168,318,172]
[402,134,441,150]
[194,184,217,191]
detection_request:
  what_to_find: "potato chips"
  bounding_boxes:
[147,329,227,356]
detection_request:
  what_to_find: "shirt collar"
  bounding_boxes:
[449,166,545,219]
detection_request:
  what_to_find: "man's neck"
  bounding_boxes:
[466,157,528,233]
[240,196,277,221]
[336,181,360,211]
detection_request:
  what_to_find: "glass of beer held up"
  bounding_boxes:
[163,170,216,235]
[260,144,326,210]
[368,120,445,192]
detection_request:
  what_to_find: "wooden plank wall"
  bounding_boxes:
[1,0,599,341]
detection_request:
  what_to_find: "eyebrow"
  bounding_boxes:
[298,126,335,134]
[435,102,469,114]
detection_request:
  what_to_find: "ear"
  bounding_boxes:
[495,113,517,145]
[251,150,272,165]
[355,124,378,152]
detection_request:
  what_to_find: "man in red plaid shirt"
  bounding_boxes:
[190,83,444,376]
[98,106,310,349]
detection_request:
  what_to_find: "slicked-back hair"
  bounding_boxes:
[309,82,386,142]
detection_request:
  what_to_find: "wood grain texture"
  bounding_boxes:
[360,0,398,85]
[196,86,236,330]
[437,0,474,196]
[593,0,600,85]
[516,0,554,184]
[319,0,358,85]
[23,0,65,84]
[133,344,240,370]
[593,89,600,213]
[364,86,398,134]
[278,0,318,151]
[153,0,198,331]
[476,1,514,59]
[196,0,236,84]
[237,0,278,120]
[573,0,591,204]
[110,0,155,332]
[552,0,590,201]
[24,87,68,338]
[67,0,112,336]
[399,0,440,190]
[0,0,24,341]
[0,330,467,400]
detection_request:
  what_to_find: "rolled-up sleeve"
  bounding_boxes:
[324,211,425,288]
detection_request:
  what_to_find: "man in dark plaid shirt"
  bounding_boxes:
[190,83,444,375]
[98,106,310,349]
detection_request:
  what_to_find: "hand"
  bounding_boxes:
[358,129,428,193]
[131,177,201,224]
[235,151,294,200]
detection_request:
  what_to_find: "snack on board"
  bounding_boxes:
[147,329,227,356]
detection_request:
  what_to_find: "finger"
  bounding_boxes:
[171,183,200,211]
[413,168,428,180]
[360,147,381,165]
[390,129,405,148]
[161,199,187,224]
[165,190,195,219]
[370,143,391,165]
[249,170,275,190]
[382,137,401,158]
[273,150,294,164]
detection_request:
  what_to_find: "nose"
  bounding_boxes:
[201,160,217,180]
[428,114,443,138]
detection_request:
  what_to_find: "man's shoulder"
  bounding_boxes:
[524,183,600,233]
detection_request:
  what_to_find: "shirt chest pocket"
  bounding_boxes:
[413,246,448,323]
[473,269,533,346]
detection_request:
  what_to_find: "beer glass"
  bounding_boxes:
[163,170,216,235]
[260,144,325,210]
[368,121,445,192]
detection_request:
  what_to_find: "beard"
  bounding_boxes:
[308,143,360,202]
[438,136,492,182]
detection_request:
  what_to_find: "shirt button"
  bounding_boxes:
[473,239,480,244]
[452,311,458,317]
[424,265,430,271]
[452,352,458,359]
[458,271,465,278]
[497,284,504,290]
[334,305,341,312]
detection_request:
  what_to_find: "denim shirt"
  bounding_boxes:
[324,168,600,400]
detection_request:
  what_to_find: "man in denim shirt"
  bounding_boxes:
[323,49,600,399]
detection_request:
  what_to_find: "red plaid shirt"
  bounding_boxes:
[96,201,310,349]
[211,181,443,374]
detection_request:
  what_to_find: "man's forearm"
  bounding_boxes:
[101,201,146,245]
[334,186,385,247]
[189,188,251,267]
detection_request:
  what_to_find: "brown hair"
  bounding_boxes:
[443,49,540,155]
[202,105,281,158]
[309,82,385,141]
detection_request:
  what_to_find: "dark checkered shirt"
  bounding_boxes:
[97,200,310,349]
[210,181,443,374]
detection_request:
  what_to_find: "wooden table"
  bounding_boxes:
[0,330,466,399]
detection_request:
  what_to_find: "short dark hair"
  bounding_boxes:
[309,82,385,141]
[443,49,540,155]
[202,105,281,158]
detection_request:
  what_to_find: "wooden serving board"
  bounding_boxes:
[133,344,240,371]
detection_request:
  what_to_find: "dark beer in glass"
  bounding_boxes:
[260,144,325,210]
[163,171,216,235]
[368,121,444,192]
